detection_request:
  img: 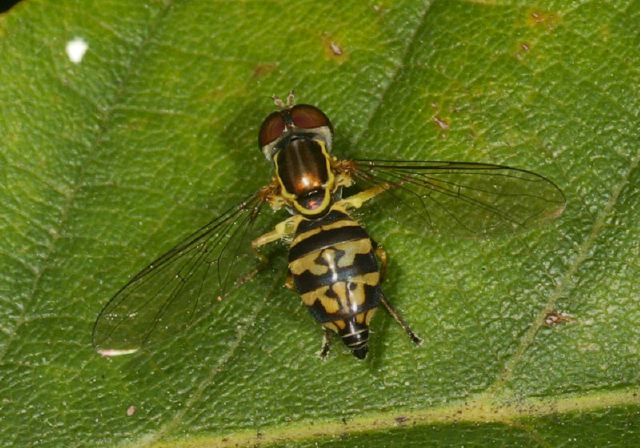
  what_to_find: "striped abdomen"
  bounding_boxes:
[288,208,382,359]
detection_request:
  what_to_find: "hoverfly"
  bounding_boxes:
[92,92,565,360]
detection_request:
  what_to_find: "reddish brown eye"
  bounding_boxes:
[290,104,332,130]
[258,111,286,148]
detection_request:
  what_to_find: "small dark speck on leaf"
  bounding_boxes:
[527,10,560,29]
[544,310,572,327]
[395,415,409,425]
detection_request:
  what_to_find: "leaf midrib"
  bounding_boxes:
[148,386,640,448]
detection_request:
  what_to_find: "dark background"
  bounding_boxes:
[0,0,22,13]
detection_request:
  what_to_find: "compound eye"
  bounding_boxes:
[258,111,286,148]
[290,104,332,130]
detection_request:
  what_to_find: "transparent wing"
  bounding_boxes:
[92,190,277,356]
[350,159,566,237]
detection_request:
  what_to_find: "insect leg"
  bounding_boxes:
[251,215,303,265]
[319,327,332,360]
[373,243,388,282]
[284,271,295,290]
[336,182,391,211]
[380,294,422,346]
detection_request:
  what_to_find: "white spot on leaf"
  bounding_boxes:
[66,37,88,64]
[97,348,139,357]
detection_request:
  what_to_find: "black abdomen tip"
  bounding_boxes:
[339,319,370,360]
[352,346,368,360]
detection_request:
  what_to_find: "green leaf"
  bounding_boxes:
[1,0,639,447]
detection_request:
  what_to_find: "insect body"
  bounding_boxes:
[288,208,381,359]
[253,93,420,359]
[93,92,565,360]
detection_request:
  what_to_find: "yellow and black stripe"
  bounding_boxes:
[288,208,382,358]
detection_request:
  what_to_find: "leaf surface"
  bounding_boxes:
[1,0,639,446]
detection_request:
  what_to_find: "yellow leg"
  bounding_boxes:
[284,271,294,290]
[251,214,302,250]
[335,183,390,211]
[250,214,302,270]
[375,245,388,282]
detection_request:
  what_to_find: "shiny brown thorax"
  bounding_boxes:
[259,104,335,217]
[276,138,328,200]
[274,137,335,217]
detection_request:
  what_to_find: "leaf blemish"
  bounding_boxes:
[65,37,88,64]
[544,310,572,327]
[322,34,347,62]
[516,41,532,60]
[394,415,409,425]
[253,63,277,78]
[433,115,450,130]
[527,10,561,29]
[330,41,343,56]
